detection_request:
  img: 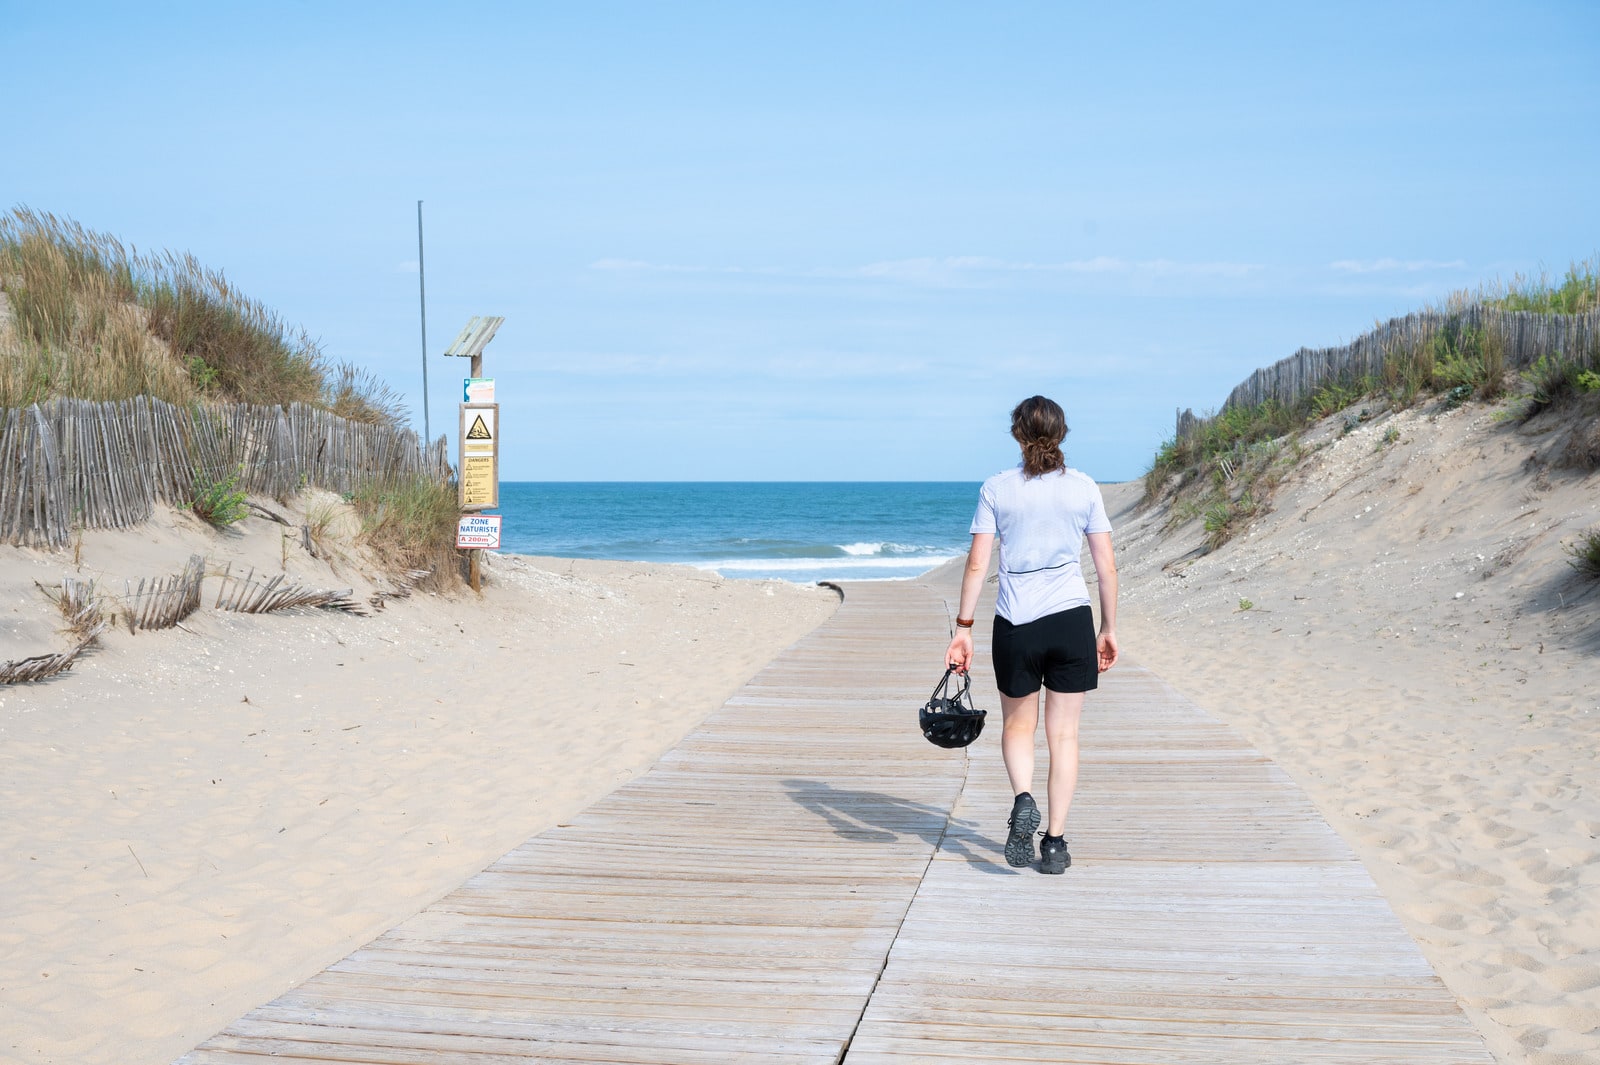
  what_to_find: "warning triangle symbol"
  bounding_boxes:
[466,415,492,440]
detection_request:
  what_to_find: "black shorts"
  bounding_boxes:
[991,605,1098,697]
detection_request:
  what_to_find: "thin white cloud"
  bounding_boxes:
[845,256,1262,282]
[539,348,937,381]
[591,255,1263,285]
[394,259,419,274]
[1328,258,1468,273]
[589,258,784,276]
[591,258,718,274]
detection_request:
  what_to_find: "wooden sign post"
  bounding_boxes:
[446,316,504,592]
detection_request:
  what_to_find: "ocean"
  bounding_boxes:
[493,482,979,583]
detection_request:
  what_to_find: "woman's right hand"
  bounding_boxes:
[1097,631,1119,673]
[946,631,972,673]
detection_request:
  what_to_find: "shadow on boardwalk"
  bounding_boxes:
[781,777,1016,876]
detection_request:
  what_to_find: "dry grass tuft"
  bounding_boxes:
[322,363,410,431]
[351,475,463,592]
[53,577,109,642]
[2,578,107,685]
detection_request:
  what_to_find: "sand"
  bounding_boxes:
[0,497,839,1065]
[1107,397,1600,1065]
[3,394,1596,1065]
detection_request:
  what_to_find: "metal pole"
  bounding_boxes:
[417,200,430,443]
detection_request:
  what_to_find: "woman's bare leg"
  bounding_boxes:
[1042,688,1085,835]
[999,691,1040,796]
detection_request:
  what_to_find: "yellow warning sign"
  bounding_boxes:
[458,403,499,509]
[461,454,497,508]
[461,404,496,457]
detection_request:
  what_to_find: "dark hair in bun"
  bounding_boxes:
[1010,395,1067,478]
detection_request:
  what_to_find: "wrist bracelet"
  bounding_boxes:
[955,617,975,629]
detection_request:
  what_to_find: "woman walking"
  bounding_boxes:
[945,396,1119,874]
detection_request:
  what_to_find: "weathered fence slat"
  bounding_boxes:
[0,399,450,546]
[122,554,206,632]
[214,562,363,616]
[1179,305,1600,440]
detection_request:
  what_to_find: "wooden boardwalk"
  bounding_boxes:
[180,578,1492,1064]
[846,660,1493,1063]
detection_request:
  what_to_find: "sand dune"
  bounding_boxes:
[1108,398,1599,1065]
[0,500,838,1065]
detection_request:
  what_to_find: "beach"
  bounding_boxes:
[0,504,839,1065]
[3,399,1597,1065]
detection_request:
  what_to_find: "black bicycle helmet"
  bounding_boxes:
[920,667,987,749]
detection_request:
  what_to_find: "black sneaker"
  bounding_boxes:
[1039,834,1071,874]
[1005,793,1040,867]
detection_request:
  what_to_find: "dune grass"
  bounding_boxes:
[0,207,407,428]
[3,207,451,582]
[1482,258,1599,316]
[0,213,195,407]
[1146,260,1599,549]
[322,363,410,432]
[350,474,462,589]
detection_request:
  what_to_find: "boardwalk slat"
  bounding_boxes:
[178,578,1492,1064]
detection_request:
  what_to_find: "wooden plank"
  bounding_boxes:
[179,576,1492,1064]
[844,587,1493,1062]
[179,581,966,1063]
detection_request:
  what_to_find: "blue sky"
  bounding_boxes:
[4,2,1597,481]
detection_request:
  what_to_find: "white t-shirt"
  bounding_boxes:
[970,465,1112,625]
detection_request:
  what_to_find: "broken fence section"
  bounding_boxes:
[214,564,365,616]
[121,554,206,632]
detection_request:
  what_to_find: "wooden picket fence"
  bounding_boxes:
[1177,305,1600,440]
[0,397,451,547]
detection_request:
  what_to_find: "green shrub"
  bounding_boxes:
[1520,352,1600,417]
[190,466,249,527]
[1427,323,1507,400]
[1203,494,1258,552]
[1380,328,1437,406]
[1567,529,1600,580]
[1311,378,1366,420]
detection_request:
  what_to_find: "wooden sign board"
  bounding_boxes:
[459,402,499,510]
[456,514,502,549]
